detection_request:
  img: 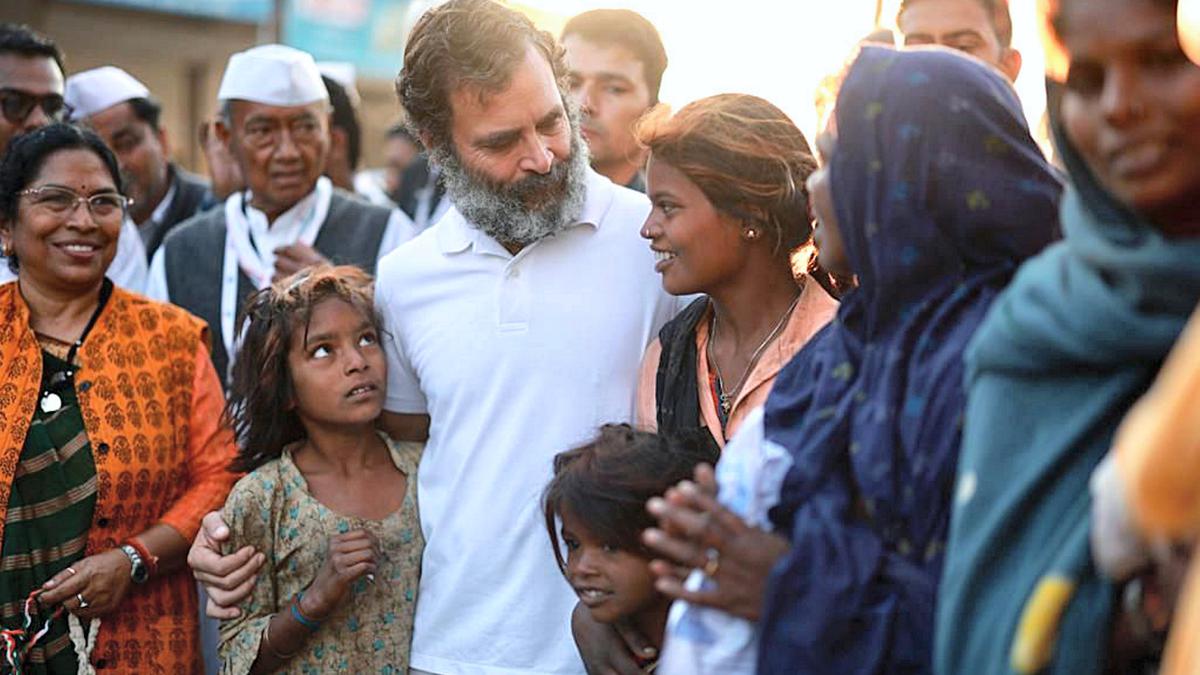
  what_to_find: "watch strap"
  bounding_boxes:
[125,537,159,576]
[120,544,149,584]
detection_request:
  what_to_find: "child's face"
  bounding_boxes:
[559,508,661,625]
[287,298,387,429]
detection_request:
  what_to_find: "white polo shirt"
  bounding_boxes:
[376,169,682,675]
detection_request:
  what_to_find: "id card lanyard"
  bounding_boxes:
[219,177,332,380]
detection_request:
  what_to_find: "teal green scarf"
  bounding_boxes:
[935,107,1200,674]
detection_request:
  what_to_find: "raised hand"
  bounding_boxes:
[643,464,789,621]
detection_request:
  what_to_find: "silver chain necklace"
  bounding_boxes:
[708,291,803,417]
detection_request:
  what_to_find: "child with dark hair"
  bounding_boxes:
[217,265,423,674]
[543,424,718,672]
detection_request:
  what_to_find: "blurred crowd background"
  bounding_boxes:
[0,0,1051,180]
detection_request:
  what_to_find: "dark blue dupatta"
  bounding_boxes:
[756,46,1061,674]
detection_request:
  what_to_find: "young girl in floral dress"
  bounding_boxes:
[218,266,422,674]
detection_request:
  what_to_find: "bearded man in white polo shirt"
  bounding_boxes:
[146,44,415,384]
[187,1,681,673]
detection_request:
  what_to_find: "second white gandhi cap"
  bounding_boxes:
[64,66,150,121]
[217,44,329,106]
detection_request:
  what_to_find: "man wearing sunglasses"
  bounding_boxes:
[0,24,65,152]
[0,23,147,291]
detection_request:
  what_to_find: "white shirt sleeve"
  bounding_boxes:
[375,272,428,414]
[144,247,170,302]
[105,218,148,293]
[377,209,419,262]
[1089,453,1150,581]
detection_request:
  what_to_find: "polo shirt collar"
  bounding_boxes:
[436,168,614,255]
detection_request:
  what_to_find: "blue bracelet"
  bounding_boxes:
[290,591,322,632]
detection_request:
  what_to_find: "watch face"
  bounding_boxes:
[131,563,149,584]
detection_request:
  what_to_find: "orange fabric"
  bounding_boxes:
[1115,307,1200,538]
[636,281,838,446]
[1110,304,1200,675]
[0,283,238,673]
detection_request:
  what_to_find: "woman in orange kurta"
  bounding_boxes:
[0,123,236,672]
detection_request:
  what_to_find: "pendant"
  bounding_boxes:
[40,392,62,413]
[719,392,733,416]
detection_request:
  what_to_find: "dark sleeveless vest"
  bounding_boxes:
[655,296,722,454]
[160,188,392,384]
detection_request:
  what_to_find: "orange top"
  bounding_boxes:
[1110,303,1200,675]
[0,282,238,673]
[636,280,838,446]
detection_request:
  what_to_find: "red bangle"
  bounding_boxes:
[125,537,159,577]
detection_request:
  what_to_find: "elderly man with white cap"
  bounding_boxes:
[146,44,415,384]
[66,65,213,258]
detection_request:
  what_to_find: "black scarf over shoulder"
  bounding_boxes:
[655,297,721,454]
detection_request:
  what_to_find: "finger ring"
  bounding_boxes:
[65,567,77,576]
[76,593,89,609]
[702,548,720,577]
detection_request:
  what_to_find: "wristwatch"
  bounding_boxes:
[120,544,150,584]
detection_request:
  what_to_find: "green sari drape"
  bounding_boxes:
[0,351,98,674]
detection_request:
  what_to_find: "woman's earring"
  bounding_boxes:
[745,229,759,241]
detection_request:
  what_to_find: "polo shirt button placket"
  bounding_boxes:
[499,263,529,329]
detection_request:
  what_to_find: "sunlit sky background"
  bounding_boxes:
[501,0,1048,143]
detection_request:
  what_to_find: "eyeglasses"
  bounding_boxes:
[0,89,70,125]
[18,186,131,222]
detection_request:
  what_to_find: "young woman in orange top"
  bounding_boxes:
[635,94,838,449]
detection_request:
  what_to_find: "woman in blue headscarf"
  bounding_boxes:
[936,0,1200,672]
[754,45,1061,674]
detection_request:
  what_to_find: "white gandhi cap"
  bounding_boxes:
[64,66,150,121]
[218,44,329,107]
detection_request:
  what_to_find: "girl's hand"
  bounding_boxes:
[40,549,134,619]
[303,530,379,618]
[643,465,790,621]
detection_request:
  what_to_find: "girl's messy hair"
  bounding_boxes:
[225,264,379,473]
[543,424,719,571]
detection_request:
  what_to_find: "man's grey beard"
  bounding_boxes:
[430,124,589,247]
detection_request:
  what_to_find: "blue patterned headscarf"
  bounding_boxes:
[756,46,1061,674]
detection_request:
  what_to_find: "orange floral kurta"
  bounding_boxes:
[0,282,238,673]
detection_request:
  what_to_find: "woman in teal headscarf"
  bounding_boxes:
[936,0,1200,673]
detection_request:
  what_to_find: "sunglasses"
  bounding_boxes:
[0,89,70,125]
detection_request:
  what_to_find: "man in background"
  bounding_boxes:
[66,66,212,258]
[897,0,1022,81]
[561,9,667,192]
[320,73,398,207]
[147,44,413,383]
[382,123,421,204]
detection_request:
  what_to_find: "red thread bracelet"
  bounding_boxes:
[125,537,159,577]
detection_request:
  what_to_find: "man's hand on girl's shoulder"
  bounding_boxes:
[188,510,264,619]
